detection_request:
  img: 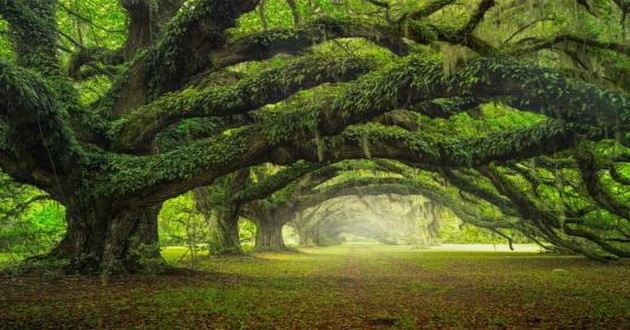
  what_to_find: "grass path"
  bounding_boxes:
[1,244,628,329]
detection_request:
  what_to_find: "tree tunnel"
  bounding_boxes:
[190,157,629,262]
[0,0,627,274]
[290,194,443,247]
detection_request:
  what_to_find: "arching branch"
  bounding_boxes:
[97,54,628,204]
[286,121,588,167]
[114,54,376,151]
[209,17,409,68]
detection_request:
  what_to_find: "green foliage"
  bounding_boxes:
[0,174,65,258]
[238,218,257,251]
[438,215,529,245]
[158,192,207,246]
[158,192,209,269]
[0,20,14,61]
[0,0,628,270]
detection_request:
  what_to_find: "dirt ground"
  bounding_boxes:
[1,244,628,329]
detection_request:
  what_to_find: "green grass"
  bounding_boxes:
[0,253,20,267]
[1,244,628,329]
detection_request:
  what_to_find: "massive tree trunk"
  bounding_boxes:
[255,219,286,251]
[194,170,250,255]
[208,205,242,255]
[47,197,164,274]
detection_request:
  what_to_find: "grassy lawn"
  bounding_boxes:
[1,244,628,329]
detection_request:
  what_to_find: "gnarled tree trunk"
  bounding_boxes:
[194,170,250,255]
[47,197,164,274]
[207,204,242,255]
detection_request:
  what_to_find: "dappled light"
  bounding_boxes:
[0,0,628,328]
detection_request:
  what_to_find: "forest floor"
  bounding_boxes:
[0,244,629,329]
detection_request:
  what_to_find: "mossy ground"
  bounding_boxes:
[1,244,628,329]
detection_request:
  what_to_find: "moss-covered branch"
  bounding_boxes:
[116,23,627,145]
[114,54,376,151]
[0,61,78,180]
[210,17,409,68]
[231,162,322,204]
[285,121,585,167]
[93,53,627,202]
[574,144,630,220]
[142,0,259,89]
[68,47,124,80]
[259,56,628,145]
[0,0,61,75]
[109,0,260,114]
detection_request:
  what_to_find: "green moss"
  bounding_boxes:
[2,0,60,75]
[88,128,253,197]
[0,60,79,167]
[113,54,375,149]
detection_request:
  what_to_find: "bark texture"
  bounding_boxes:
[49,198,164,274]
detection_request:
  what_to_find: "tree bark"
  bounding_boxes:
[47,197,164,274]
[194,170,250,254]
[208,205,242,255]
[255,219,286,251]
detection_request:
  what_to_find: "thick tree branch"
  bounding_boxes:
[103,119,579,206]
[114,54,377,151]
[209,17,409,68]
[0,61,78,178]
[98,56,627,204]
[110,0,260,114]
[68,47,125,80]
[574,145,630,220]
[459,0,496,36]
[0,0,61,75]
[513,34,630,57]
[285,121,585,168]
